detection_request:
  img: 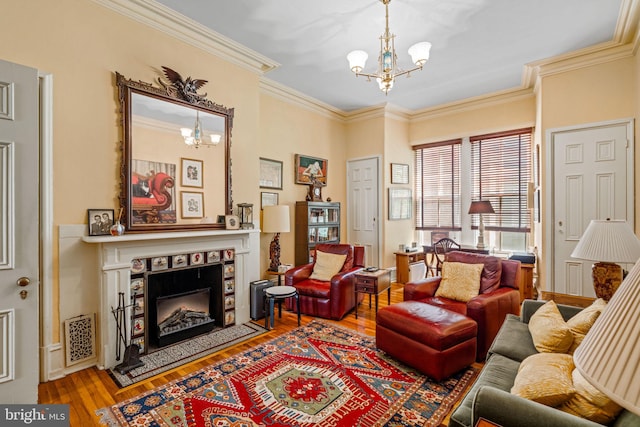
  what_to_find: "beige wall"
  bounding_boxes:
[258,94,347,270]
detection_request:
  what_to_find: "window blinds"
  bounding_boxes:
[470,128,532,232]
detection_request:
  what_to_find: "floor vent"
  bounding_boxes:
[64,313,96,366]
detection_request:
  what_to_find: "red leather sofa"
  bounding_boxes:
[285,243,365,320]
[403,251,521,361]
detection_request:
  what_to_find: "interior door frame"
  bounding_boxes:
[346,155,382,267]
[544,118,635,295]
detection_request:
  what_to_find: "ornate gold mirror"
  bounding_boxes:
[116,67,234,232]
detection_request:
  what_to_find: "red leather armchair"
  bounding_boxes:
[404,251,521,361]
[285,244,365,320]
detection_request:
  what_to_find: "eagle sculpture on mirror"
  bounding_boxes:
[159,66,208,104]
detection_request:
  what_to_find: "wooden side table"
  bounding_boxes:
[265,270,286,286]
[354,269,391,319]
[394,251,425,284]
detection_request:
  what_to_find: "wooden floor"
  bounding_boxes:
[39,283,481,426]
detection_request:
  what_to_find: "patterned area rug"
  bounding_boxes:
[98,320,477,426]
[110,322,268,388]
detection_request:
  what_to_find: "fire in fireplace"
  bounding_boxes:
[156,288,215,337]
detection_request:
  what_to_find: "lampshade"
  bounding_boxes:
[571,219,640,263]
[468,200,495,214]
[574,258,640,416]
[408,42,432,66]
[347,50,368,73]
[262,205,290,233]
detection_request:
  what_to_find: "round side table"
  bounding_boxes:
[264,285,300,329]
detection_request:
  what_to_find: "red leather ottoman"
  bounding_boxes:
[376,301,477,381]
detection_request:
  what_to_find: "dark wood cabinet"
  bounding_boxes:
[295,201,340,265]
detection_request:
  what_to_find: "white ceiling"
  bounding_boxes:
[155,0,624,112]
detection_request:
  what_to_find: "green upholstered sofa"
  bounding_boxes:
[449,299,640,427]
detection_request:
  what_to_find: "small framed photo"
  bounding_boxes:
[87,209,114,236]
[181,158,203,188]
[181,191,204,219]
[225,215,240,230]
[259,157,283,190]
[388,188,412,220]
[261,192,279,209]
[391,163,409,184]
[295,154,327,185]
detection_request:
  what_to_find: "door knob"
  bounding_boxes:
[16,277,30,287]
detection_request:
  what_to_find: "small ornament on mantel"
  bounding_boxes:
[110,208,125,236]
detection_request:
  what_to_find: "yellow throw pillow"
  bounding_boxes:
[528,300,574,353]
[435,262,484,302]
[566,298,607,354]
[558,369,623,424]
[511,353,576,407]
[309,251,347,281]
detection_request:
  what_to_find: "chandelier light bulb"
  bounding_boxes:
[347,50,368,73]
[408,42,431,66]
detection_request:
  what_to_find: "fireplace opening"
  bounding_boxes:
[157,288,214,337]
[146,264,223,351]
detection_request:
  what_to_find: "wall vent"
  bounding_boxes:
[64,314,96,366]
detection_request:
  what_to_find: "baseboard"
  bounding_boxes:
[41,343,65,381]
[540,291,595,308]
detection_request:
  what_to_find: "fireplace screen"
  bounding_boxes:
[156,288,214,338]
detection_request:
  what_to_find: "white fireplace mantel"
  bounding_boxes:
[82,229,260,369]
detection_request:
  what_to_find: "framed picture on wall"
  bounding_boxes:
[261,192,279,209]
[388,188,412,220]
[295,154,327,185]
[180,191,204,218]
[181,158,203,188]
[391,163,409,184]
[259,157,283,190]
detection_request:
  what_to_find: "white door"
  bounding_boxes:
[550,120,633,297]
[347,157,380,267]
[0,59,40,403]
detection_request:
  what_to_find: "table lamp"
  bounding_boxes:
[468,200,494,250]
[262,205,290,272]
[574,257,640,416]
[570,219,640,301]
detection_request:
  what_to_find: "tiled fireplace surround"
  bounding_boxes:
[83,229,260,370]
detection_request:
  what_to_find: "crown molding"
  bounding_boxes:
[91,0,279,74]
[615,0,640,44]
[259,78,345,122]
[410,88,534,123]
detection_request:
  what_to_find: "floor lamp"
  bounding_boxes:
[570,219,640,301]
[468,200,494,250]
[262,205,290,272]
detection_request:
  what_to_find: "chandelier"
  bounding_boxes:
[180,110,221,148]
[347,0,431,94]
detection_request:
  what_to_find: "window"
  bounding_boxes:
[470,128,532,250]
[414,139,461,231]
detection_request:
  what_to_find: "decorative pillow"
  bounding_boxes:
[566,298,607,354]
[511,353,576,407]
[435,262,483,302]
[528,300,574,353]
[557,369,623,424]
[446,251,502,293]
[309,251,347,281]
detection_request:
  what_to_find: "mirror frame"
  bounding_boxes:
[116,69,234,232]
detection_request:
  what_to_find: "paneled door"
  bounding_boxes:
[0,59,40,402]
[347,157,380,267]
[550,120,633,297]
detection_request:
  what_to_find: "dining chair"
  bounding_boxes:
[433,238,461,275]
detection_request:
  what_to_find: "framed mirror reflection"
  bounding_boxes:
[116,68,234,232]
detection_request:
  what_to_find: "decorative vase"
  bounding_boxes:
[110,221,125,236]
